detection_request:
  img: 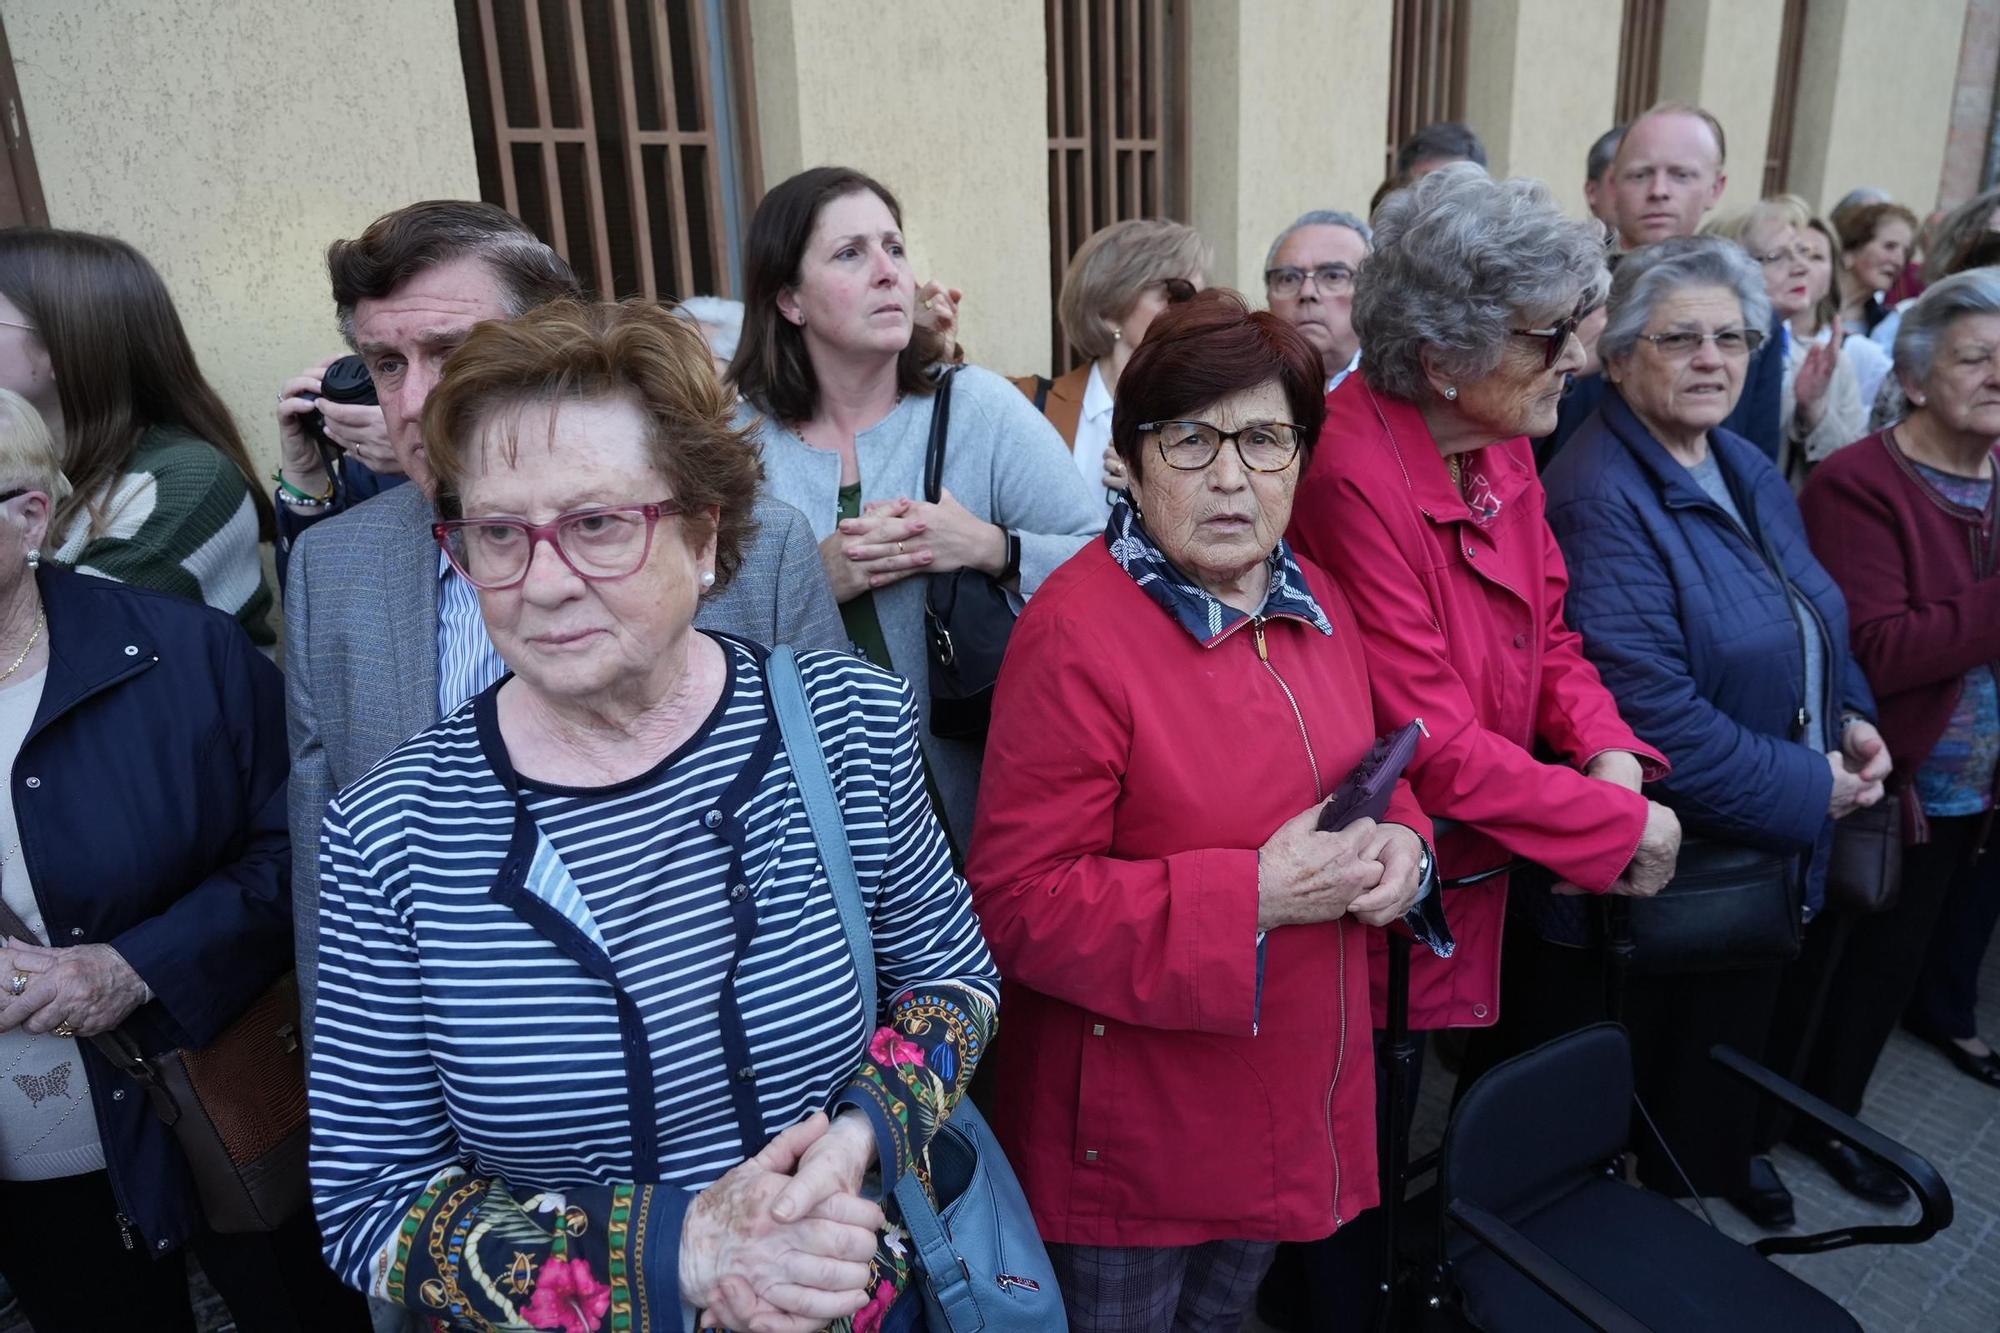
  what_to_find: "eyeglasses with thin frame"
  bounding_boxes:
[1264,263,1356,298]
[0,320,33,333]
[433,501,684,591]
[1752,244,1814,268]
[1639,327,1766,359]
[1136,420,1305,473]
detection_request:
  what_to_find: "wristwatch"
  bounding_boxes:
[998,529,1022,583]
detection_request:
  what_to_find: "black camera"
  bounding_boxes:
[299,354,378,454]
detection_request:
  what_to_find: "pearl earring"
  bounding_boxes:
[25,549,38,570]
[1443,385,1458,401]
[700,570,716,589]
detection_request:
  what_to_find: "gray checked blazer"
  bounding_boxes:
[283,482,847,1027]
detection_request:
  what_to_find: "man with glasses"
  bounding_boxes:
[282,201,845,1038]
[1264,210,1372,392]
[1543,100,1783,466]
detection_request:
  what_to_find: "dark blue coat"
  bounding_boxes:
[1541,391,1875,913]
[17,567,291,1251]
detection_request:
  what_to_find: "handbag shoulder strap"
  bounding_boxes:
[922,367,958,505]
[767,646,876,1008]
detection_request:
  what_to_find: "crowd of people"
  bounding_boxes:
[0,94,1992,1333]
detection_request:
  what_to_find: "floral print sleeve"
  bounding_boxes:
[831,983,997,1333]
[376,1172,691,1332]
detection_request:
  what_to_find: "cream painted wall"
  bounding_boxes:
[1462,0,1621,218]
[3,0,480,478]
[747,0,1051,375]
[1186,0,1392,293]
[1655,0,1787,218]
[1788,0,1969,215]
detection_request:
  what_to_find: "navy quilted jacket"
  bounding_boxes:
[1542,391,1875,912]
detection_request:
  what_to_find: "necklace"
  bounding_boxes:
[1447,454,1463,489]
[0,609,44,687]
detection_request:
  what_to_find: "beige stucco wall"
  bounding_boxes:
[748,0,1051,376]
[1463,0,1622,219]
[2,0,480,478]
[1788,0,1969,215]
[1655,0,1788,218]
[1186,0,1392,293]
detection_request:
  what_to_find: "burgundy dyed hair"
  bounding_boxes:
[1110,288,1327,480]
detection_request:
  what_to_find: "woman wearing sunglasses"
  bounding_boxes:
[310,300,1000,1333]
[1541,236,1888,1229]
[1284,165,1681,1326]
[733,166,1100,849]
[1010,218,1210,492]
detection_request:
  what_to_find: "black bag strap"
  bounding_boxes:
[0,896,182,1123]
[1030,374,1053,414]
[922,367,959,505]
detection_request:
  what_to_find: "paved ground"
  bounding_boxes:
[8,951,1997,1330]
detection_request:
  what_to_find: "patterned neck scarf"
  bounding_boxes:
[1103,495,1333,647]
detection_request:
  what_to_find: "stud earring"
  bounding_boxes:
[25,549,38,570]
[1911,394,1927,406]
[1443,385,1458,401]
[700,570,716,589]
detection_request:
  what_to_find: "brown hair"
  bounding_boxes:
[1803,215,1845,332]
[422,300,762,595]
[1111,289,1327,482]
[1834,201,1920,261]
[0,228,273,542]
[1921,188,2000,285]
[728,166,943,424]
[328,200,581,346]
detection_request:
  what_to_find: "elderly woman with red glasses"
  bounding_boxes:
[308,300,999,1333]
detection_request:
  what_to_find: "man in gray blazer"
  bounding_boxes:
[283,201,844,1026]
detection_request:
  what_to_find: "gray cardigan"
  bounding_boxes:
[747,364,1103,846]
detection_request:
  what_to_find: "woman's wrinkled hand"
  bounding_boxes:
[1584,750,1645,793]
[1344,822,1428,927]
[681,1113,883,1332]
[1607,801,1682,898]
[829,491,1004,594]
[770,1109,877,1228]
[1826,750,1885,819]
[1256,809,1388,931]
[0,940,150,1037]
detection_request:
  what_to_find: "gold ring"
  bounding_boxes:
[52,1022,75,1038]
[896,541,905,556]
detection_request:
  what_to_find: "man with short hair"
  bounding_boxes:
[1263,210,1371,391]
[1545,101,1782,463]
[1395,120,1488,183]
[283,201,845,1025]
[1583,124,1625,242]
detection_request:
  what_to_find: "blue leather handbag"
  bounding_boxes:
[768,647,1067,1333]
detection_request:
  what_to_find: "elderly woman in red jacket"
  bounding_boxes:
[970,290,1444,1333]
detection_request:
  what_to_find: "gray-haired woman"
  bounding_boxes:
[1783,271,2000,1204]
[1542,237,1887,1227]
[1010,218,1210,489]
[1284,164,1679,1327]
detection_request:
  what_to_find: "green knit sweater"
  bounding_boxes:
[51,426,275,645]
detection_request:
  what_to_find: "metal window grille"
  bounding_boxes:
[1763,0,1809,196]
[454,0,757,302]
[1386,0,1468,179]
[1043,0,1188,371]
[1615,0,1665,126]
[0,16,46,229]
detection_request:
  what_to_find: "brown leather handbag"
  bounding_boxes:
[1826,793,1904,915]
[0,900,308,1232]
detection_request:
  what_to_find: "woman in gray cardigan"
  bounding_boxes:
[732,166,1101,849]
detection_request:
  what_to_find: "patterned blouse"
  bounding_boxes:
[310,638,998,1332]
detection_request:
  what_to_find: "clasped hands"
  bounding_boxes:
[820,493,1007,603]
[1256,812,1428,932]
[681,1109,884,1332]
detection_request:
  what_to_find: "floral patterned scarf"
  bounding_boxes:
[1104,494,1332,646]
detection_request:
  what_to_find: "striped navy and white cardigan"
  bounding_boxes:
[308,639,998,1330]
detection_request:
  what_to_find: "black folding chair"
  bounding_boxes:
[1426,1022,1952,1331]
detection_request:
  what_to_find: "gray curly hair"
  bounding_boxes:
[1895,267,2000,384]
[1353,164,1609,403]
[1598,236,1771,365]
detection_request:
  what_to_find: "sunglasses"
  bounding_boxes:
[1509,303,1594,370]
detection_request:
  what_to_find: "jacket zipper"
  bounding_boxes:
[1252,619,1347,1224]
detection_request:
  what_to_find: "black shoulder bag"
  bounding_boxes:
[922,367,1021,740]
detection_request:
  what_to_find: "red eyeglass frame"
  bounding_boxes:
[432,501,684,591]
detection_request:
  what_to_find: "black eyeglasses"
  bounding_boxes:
[1510,309,1589,369]
[0,490,26,504]
[1154,277,1198,304]
[1137,420,1305,473]
[1264,263,1356,298]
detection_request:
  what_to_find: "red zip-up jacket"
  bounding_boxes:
[1798,431,2000,837]
[1288,378,1666,1030]
[968,538,1425,1246]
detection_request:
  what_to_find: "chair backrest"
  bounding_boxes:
[1442,1022,1633,1222]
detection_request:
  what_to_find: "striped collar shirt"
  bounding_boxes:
[436,550,507,718]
